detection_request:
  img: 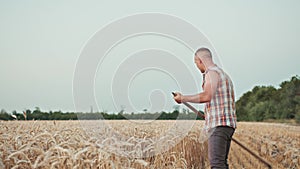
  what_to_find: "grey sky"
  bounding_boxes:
[0,1,299,113]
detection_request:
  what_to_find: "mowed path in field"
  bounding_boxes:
[0,120,299,169]
[230,122,299,169]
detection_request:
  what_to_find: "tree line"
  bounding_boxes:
[236,75,300,123]
[0,75,299,123]
[0,108,204,121]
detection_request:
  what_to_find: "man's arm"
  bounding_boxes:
[174,71,219,103]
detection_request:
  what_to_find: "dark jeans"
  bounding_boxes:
[208,126,235,169]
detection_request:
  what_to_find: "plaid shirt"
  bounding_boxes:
[203,66,237,130]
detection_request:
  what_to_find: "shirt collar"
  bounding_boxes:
[203,64,218,75]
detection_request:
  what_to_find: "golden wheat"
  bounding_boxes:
[0,120,299,169]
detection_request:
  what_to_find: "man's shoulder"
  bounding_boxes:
[206,70,220,77]
[205,70,221,84]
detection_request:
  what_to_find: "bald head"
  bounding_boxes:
[194,47,214,73]
[195,47,212,60]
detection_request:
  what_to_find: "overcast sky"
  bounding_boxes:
[0,1,299,113]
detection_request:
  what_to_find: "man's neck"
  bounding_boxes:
[202,64,217,75]
[205,63,217,71]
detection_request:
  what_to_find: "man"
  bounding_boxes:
[173,47,237,169]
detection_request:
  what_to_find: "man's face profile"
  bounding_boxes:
[194,55,205,73]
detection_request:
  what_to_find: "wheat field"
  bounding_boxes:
[0,120,299,169]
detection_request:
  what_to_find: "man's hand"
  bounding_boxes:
[173,92,183,104]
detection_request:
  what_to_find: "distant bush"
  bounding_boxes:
[236,75,300,123]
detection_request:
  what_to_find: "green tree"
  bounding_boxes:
[277,76,300,119]
[236,75,300,122]
[0,109,9,120]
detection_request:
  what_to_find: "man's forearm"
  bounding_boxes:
[182,92,211,103]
